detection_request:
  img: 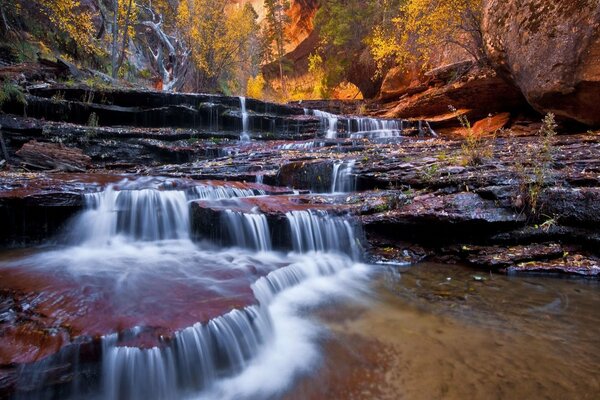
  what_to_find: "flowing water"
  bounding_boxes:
[310,109,403,139]
[285,263,600,399]
[1,177,599,400]
[0,178,371,400]
[331,160,356,193]
[239,97,250,142]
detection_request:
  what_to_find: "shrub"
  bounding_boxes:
[450,105,492,166]
[515,113,557,215]
[0,81,27,110]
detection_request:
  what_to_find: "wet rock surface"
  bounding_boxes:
[0,86,599,398]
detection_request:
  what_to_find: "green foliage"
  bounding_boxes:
[313,0,390,92]
[0,81,27,110]
[450,106,492,166]
[515,113,557,216]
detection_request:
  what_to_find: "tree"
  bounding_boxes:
[312,0,400,96]
[368,0,484,73]
[176,0,261,92]
[35,0,101,57]
[139,0,190,91]
[263,0,290,96]
[110,0,138,78]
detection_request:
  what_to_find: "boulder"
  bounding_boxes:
[383,67,527,122]
[379,65,427,101]
[483,0,600,126]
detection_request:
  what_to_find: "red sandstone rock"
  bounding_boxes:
[483,0,600,126]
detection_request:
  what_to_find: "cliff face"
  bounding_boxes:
[377,0,600,127]
[230,0,318,52]
[483,0,600,127]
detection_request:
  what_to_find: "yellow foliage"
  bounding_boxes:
[368,0,482,72]
[118,0,138,43]
[37,0,101,56]
[177,0,258,87]
[246,74,266,99]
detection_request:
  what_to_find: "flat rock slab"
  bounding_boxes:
[363,192,526,240]
[0,244,288,366]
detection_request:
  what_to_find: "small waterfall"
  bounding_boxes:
[331,160,356,193]
[223,211,272,251]
[102,306,271,400]
[313,110,339,139]
[73,181,266,244]
[276,140,325,150]
[308,109,403,140]
[77,187,191,243]
[189,184,264,201]
[348,117,402,139]
[286,210,362,260]
[239,96,250,142]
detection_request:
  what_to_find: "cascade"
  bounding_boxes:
[223,211,272,251]
[286,210,362,260]
[308,109,403,139]
[76,187,190,243]
[331,160,356,193]
[6,178,367,400]
[348,116,402,139]
[239,96,250,142]
[313,110,339,139]
[189,184,265,201]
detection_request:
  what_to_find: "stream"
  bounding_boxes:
[0,98,598,400]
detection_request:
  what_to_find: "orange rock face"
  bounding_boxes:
[483,0,600,126]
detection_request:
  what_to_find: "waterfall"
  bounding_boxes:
[308,109,403,140]
[286,210,362,260]
[239,96,250,142]
[102,306,271,400]
[72,180,265,244]
[348,117,402,139]
[276,140,325,150]
[313,110,339,139]
[223,211,272,251]
[76,187,191,243]
[8,178,368,400]
[189,184,264,201]
[331,160,356,193]
[99,251,368,400]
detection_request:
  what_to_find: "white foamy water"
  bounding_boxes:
[239,96,250,142]
[308,109,403,140]
[4,179,370,400]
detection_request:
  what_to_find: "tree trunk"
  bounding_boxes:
[115,0,134,76]
[111,0,119,79]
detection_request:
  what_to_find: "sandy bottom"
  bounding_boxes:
[286,263,600,400]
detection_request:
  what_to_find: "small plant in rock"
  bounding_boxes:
[87,112,99,128]
[0,81,27,110]
[83,90,95,104]
[82,112,99,143]
[449,105,492,166]
[420,163,440,183]
[51,91,65,101]
[515,113,557,216]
